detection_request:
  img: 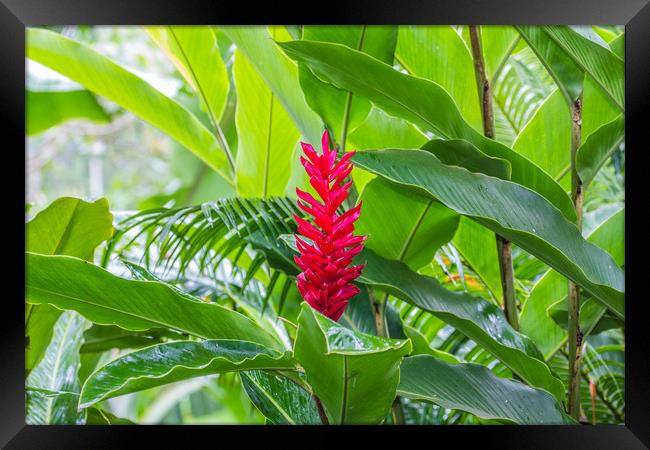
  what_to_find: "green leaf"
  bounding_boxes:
[512,89,570,179]
[355,177,459,270]
[576,114,625,185]
[422,139,512,179]
[516,26,584,104]
[222,26,322,145]
[396,26,481,130]
[26,28,233,181]
[352,149,624,319]
[26,89,110,135]
[403,326,459,364]
[26,197,114,260]
[300,25,397,147]
[453,218,502,300]
[356,247,565,401]
[293,304,411,424]
[481,26,519,81]
[241,370,322,424]
[26,197,114,373]
[398,355,572,425]
[79,340,294,407]
[541,26,624,111]
[80,324,182,354]
[26,253,281,350]
[520,207,624,357]
[233,48,300,197]
[146,26,229,122]
[85,407,135,425]
[279,40,576,221]
[26,311,90,424]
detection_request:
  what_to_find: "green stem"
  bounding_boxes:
[469,25,518,330]
[568,97,583,420]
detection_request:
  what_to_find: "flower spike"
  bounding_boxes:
[294,130,365,321]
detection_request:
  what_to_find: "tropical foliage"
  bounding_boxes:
[25,25,624,425]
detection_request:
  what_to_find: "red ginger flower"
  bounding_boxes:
[294,130,366,321]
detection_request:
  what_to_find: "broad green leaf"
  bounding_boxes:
[241,370,322,425]
[481,26,519,80]
[348,107,427,192]
[26,197,114,373]
[576,114,625,185]
[609,33,624,59]
[233,49,300,197]
[85,407,135,425]
[293,304,411,424]
[79,340,294,407]
[145,26,230,129]
[26,197,114,260]
[222,26,322,145]
[520,207,624,357]
[356,247,564,401]
[513,89,570,179]
[300,25,397,147]
[26,28,232,181]
[26,253,281,350]
[403,326,459,364]
[280,40,576,222]
[353,149,625,319]
[355,177,459,270]
[398,355,572,425]
[547,297,622,335]
[396,26,481,130]
[541,26,624,111]
[422,139,512,180]
[453,218,502,300]
[27,89,110,135]
[26,311,90,424]
[516,26,584,104]
[81,324,182,354]
[582,75,621,141]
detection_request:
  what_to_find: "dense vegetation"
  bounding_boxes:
[25,25,624,425]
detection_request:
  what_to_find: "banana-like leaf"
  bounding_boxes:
[79,340,294,408]
[26,253,281,350]
[352,149,624,319]
[422,139,512,179]
[233,47,300,197]
[481,26,519,81]
[300,25,397,147]
[355,177,459,270]
[145,26,229,124]
[85,407,135,425]
[516,26,584,104]
[279,40,576,222]
[241,370,322,425]
[396,26,481,130]
[520,207,624,357]
[293,304,411,424]
[397,355,573,425]
[453,218,502,300]
[355,247,565,401]
[512,89,570,180]
[26,197,114,373]
[26,28,233,181]
[403,326,459,364]
[576,114,625,186]
[222,26,322,145]
[26,311,90,424]
[26,89,110,135]
[541,26,624,111]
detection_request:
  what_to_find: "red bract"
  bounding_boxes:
[294,130,366,321]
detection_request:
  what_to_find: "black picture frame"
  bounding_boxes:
[3,0,649,447]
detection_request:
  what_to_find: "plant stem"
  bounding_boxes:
[313,394,330,425]
[469,25,518,329]
[568,97,584,420]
